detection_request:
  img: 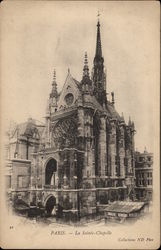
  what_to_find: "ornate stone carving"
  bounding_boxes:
[52,117,77,148]
[64,93,74,106]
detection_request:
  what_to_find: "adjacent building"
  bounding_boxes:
[135,149,153,202]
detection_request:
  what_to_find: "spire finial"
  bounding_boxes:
[53,69,56,80]
[121,112,125,121]
[84,52,88,64]
[97,11,100,22]
[50,69,57,98]
[95,13,102,58]
[52,69,56,85]
[84,51,88,65]
[128,116,132,126]
[144,146,147,153]
[132,120,135,128]
[81,52,92,92]
[111,92,115,105]
[83,52,89,77]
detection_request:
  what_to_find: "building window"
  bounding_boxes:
[14,152,18,158]
[18,176,28,188]
[18,176,23,188]
[6,176,11,189]
[115,156,120,176]
[147,172,152,186]
[51,173,56,186]
[139,157,144,162]
[115,156,117,165]
[124,158,128,166]
[139,173,143,186]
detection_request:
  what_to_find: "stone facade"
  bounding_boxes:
[6,20,136,220]
[135,150,153,202]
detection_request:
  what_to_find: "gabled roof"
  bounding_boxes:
[57,72,81,110]
[72,78,80,88]
[10,119,45,140]
[56,71,122,122]
[37,125,45,138]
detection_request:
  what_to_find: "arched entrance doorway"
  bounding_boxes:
[45,196,56,216]
[45,158,57,185]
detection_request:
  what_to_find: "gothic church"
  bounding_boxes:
[6,20,136,220]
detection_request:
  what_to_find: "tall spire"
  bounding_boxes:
[95,20,102,58]
[92,17,106,106]
[93,18,104,81]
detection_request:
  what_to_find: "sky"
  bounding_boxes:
[1,1,159,153]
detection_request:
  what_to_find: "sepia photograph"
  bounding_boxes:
[0,0,160,249]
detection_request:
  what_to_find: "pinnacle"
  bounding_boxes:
[50,69,58,98]
[53,69,56,79]
[121,112,125,121]
[83,52,89,77]
[128,116,132,126]
[52,69,57,86]
[84,52,88,65]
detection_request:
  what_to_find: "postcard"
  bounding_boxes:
[0,1,160,249]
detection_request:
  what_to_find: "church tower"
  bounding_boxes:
[92,20,107,106]
[13,18,137,222]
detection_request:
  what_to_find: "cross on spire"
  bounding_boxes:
[97,11,101,23]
